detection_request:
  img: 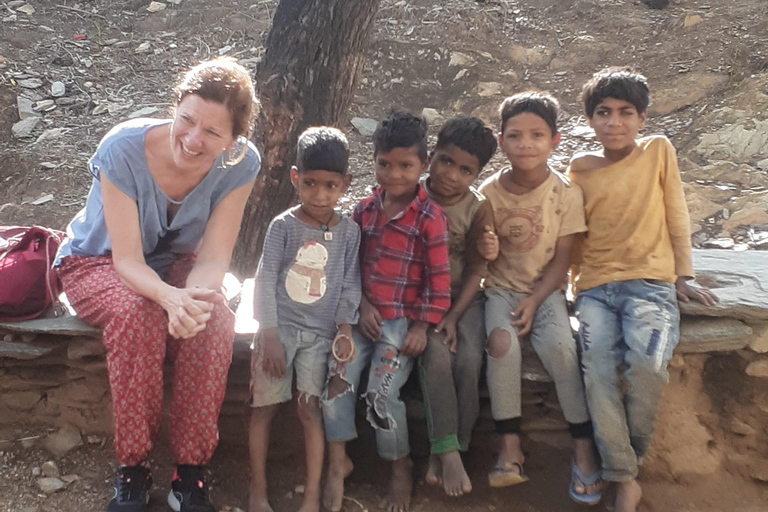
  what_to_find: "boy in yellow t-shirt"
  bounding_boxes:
[568,68,717,512]
[479,91,601,505]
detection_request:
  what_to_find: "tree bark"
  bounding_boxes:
[231,0,380,278]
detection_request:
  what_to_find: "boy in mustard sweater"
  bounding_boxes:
[568,67,717,512]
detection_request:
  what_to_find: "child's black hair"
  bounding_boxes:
[581,67,650,118]
[435,117,498,170]
[499,91,560,136]
[372,110,428,161]
[296,126,350,175]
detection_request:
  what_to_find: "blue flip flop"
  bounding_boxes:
[569,461,602,506]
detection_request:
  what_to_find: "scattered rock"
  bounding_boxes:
[757,158,768,171]
[11,116,41,138]
[36,477,66,494]
[18,78,42,89]
[350,117,377,137]
[649,73,727,116]
[92,104,109,115]
[420,108,443,125]
[15,3,35,14]
[477,82,502,97]
[41,460,60,477]
[128,106,159,118]
[677,317,752,353]
[702,238,734,249]
[568,125,595,139]
[449,51,475,67]
[50,81,66,97]
[748,323,768,353]
[723,191,768,231]
[60,474,80,484]
[17,96,41,119]
[668,353,686,369]
[508,45,552,66]
[745,359,768,379]
[642,0,669,8]
[727,418,755,436]
[147,1,166,12]
[43,424,83,457]
[32,466,41,476]
[35,128,70,145]
[33,99,55,112]
[30,194,55,205]
[683,14,703,28]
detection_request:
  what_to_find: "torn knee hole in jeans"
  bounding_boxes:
[322,374,353,402]
[365,391,396,431]
[487,330,511,359]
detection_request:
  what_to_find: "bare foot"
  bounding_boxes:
[298,487,321,512]
[425,455,441,486]
[439,451,472,497]
[248,494,274,512]
[615,480,642,512]
[323,456,353,512]
[385,457,413,512]
[573,438,602,498]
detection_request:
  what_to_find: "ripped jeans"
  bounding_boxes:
[575,279,680,482]
[322,317,413,461]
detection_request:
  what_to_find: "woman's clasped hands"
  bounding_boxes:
[160,287,226,339]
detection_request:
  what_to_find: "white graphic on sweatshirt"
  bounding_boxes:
[285,240,328,304]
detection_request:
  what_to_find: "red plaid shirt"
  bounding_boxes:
[353,185,451,325]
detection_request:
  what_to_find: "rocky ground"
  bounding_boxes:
[2,0,768,510]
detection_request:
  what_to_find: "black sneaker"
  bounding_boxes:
[107,465,152,512]
[167,465,215,512]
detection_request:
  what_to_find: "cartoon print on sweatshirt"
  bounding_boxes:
[285,239,328,304]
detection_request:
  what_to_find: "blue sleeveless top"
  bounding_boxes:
[55,118,261,275]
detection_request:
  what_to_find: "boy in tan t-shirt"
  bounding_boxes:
[479,91,601,505]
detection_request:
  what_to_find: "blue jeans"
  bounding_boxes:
[322,317,414,461]
[575,279,680,482]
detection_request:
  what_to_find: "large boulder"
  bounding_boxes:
[682,250,768,321]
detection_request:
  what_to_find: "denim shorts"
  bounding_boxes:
[250,324,331,407]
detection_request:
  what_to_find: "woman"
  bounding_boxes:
[55,57,260,512]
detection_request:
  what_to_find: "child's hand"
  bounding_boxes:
[511,296,540,337]
[260,327,286,380]
[333,323,356,363]
[402,321,429,357]
[477,225,499,261]
[359,296,383,341]
[435,313,459,353]
[676,277,718,307]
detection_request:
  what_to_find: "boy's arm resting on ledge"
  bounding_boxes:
[675,277,718,306]
[513,233,577,337]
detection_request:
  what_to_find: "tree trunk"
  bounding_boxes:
[231,0,380,278]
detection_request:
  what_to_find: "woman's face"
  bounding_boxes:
[170,94,235,172]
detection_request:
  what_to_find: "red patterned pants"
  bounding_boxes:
[57,256,235,467]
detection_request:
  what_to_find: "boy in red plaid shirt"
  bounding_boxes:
[322,111,451,512]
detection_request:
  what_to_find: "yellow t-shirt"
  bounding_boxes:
[567,135,694,294]
[479,169,587,294]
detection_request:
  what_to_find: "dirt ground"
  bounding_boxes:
[2,0,768,510]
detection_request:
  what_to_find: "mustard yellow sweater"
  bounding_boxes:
[567,135,694,294]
